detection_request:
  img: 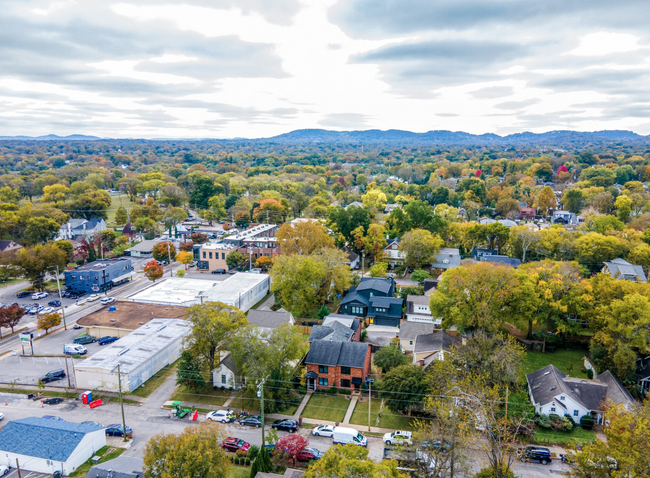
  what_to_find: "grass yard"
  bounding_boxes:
[171,385,233,407]
[69,446,125,477]
[106,193,136,224]
[524,349,590,379]
[129,361,177,398]
[349,398,418,430]
[533,426,597,445]
[229,466,250,478]
[301,393,350,423]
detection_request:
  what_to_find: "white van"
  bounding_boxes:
[63,343,87,355]
[332,427,367,447]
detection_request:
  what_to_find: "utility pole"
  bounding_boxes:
[361,251,365,277]
[116,363,128,442]
[64,354,71,388]
[249,246,253,271]
[167,242,173,278]
[15,458,21,478]
[366,378,374,432]
[55,266,67,330]
[258,380,266,449]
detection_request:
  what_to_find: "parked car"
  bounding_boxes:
[48,300,61,307]
[73,323,83,330]
[73,335,96,345]
[0,412,4,420]
[272,419,298,433]
[332,427,367,446]
[99,336,119,346]
[40,369,66,384]
[87,294,100,302]
[221,437,251,452]
[517,446,552,465]
[101,297,116,305]
[297,447,324,461]
[42,398,64,405]
[63,344,87,355]
[239,415,263,427]
[211,269,226,274]
[82,420,103,427]
[40,307,55,314]
[383,430,413,446]
[207,410,235,423]
[0,465,9,476]
[16,291,31,298]
[312,425,335,437]
[75,298,87,306]
[31,292,48,300]
[106,424,133,438]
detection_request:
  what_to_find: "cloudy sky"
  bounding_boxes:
[2,0,650,138]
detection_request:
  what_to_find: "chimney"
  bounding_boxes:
[419,359,425,366]
[461,337,467,346]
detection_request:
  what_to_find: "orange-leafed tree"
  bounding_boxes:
[144,260,164,282]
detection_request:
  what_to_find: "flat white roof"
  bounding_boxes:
[128,273,269,307]
[226,224,277,241]
[75,318,190,373]
[200,242,235,250]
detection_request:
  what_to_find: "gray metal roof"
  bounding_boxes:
[305,340,369,369]
[356,277,392,294]
[247,309,293,330]
[0,417,103,462]
[399,322,435,341]
[85,456,144,478]
[413,331,461,354]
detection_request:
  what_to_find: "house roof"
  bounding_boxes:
[339,289,369,307]
[603,258,647,283]
[85,456,144,478]
[399,321,435,341]
[413,331,461,354]
[480,255,521,268]
[356,277,393,295]
[322,314,358,330]
[526,365,620,411]
[216,352,239,374]
[122,222,135,234]
[369,296,402,308]
[0,240,22,252]
[305,340,369,368]
[247,309,293,330]
[597,370,635,406]
[342,246,359,264]
[0,417,103,462]
[432,248,461,269]
[309,321,355,342]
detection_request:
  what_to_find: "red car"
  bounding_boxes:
[221,437,251,453]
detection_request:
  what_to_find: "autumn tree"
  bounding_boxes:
[431,263,520,335]
[11,244,68,291]
[615,194,633,223]
[42,184,69,203]
[276,221,334,255]
[144,260,164,282]
[369,262,388,278]
[255,256,272,270]
[534,186,557,216]
[152,241,176,262]
[305,444,407,478]
[275,434,309,465]
[38,312,61,335]
[68,190,112,220]
[361,188,387,211]
[400,229,443,269]
[253,198,286,223]
[176,250,193,269]
[0,304,25,337]
[184,302,248,373]
[144,423,231,478]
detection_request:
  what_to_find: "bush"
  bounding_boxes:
[580,414,595,430]
[563,414,575,430]
[475,465,515,478]
[328,387,338,395]
[360,330,367,342]
[249,445,260,461]
[235,449,248,458]
[245,458,250,466]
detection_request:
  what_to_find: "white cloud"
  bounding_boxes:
[569,32,642,56]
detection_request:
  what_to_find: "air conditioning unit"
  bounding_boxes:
[443,259,449,264]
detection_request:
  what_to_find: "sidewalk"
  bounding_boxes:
[292,391,312,419]
[342,395,358,424]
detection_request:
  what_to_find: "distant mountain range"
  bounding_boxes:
[0,129,649,146]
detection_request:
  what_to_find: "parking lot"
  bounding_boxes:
[0,355,81,387]
[4,469,51,478]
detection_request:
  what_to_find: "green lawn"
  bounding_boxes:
[69,446,125,477]
[349,398,417,430]
[229,466,250,478]
[228,389,302,416]
[129,361,177,398]
[524,349,590,378]
[171,385,233,407]
[533,426,597,445]
[301,394,350,423]
[106,194,136,224]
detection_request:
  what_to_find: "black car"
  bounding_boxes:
[211,269,226,274]
[43,398,64,405]
[240,416,263,427]
[272,419,298,433]
[518,446,552,465]
[48,300,61,307]
[42,415,65,420]
[40,369,66,384]
[16,291,31,298]
[106,424,133,438]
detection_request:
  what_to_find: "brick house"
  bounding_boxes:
[304,340,371,391]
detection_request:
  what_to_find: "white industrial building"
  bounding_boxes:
[127,273,270,311]
[74,318,190,393]
[0,417,106,476]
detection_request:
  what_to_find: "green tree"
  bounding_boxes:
[373,344,409,373]
[327,205,371,243]
[189,176,219,209]
[369,262,388,278]
[400,229,443,269]
[54,240,74,263]
[410,269,431,283]
[562,189,584,214]
[24,217,61,244]
[144,423,231,478]
[115,206,128,226]
[99,230,117,251]
[176,350,204,391]
[226,250,246,270]
[574,232,627,273]
[305,444,407,478]
[579,167,616,187]
[68,190,112,220]
[184,302,248,372]
[456,178,487,203]
[378,364,430,413]
[12,243,67,290]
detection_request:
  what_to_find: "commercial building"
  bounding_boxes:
[74,318,190,392]
[221,224,278,247]
[0,417,105,476]
[198,242,235,271]
[127,273,270,311]
[64,258,133,294]
[125,239,158,257]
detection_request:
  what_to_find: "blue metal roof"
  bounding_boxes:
[0,417,103,462]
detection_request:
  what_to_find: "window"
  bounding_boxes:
[550,407,556,412]
[71,275,76,280]
[318,365,328,374]
[375,307,387,313]
[221,375,226,384]
[560,396,565,400]
[318,378,328,386]
[340,366,350,375]
[409,340,413,345]
[222,253,225,260]
[79,275,84,280]
[209,252,213,259]
[341,379,350,388]
[369,292,374,297]
[574,410,579,417]
[203,252,206,258]
[351,306,364,315]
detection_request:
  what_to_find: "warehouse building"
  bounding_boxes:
[127,273,270,311]
[74,318,190,392]
[0,417,105,476]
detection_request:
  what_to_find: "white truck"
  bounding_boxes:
[63,343,87,355]
[332,427,367,447]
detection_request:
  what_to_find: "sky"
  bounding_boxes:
[2,0,650,138]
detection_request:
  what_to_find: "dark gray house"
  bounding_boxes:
[84,456,144,478]
[64,258,133,294]
[339,277,403,327]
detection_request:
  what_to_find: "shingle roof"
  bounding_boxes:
[339,289,369,307]
[0,417,103,462]
[305,340,369,369]
[247,309,293,329]
[597,370,635,406]
[369,296,402,308]
[480,255,521,268]
[526,365,610,411]
[322,314,357,330]
[217,353,239,374]
[85,456,144,478]
[603,258,647,283]
[309,321,354,342]
[356,277,393,294]
[413,331,461,354]
[399,322,435,341]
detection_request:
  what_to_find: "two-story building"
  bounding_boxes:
[602,258,648,283]
[339,277,404,327]
[239,236,280,261]
[198,242,235,271]
[64,258,133,293]
[405,295,438,324]
[304,340,371,391]
[384,238,405,266]
[57,218,107,241]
